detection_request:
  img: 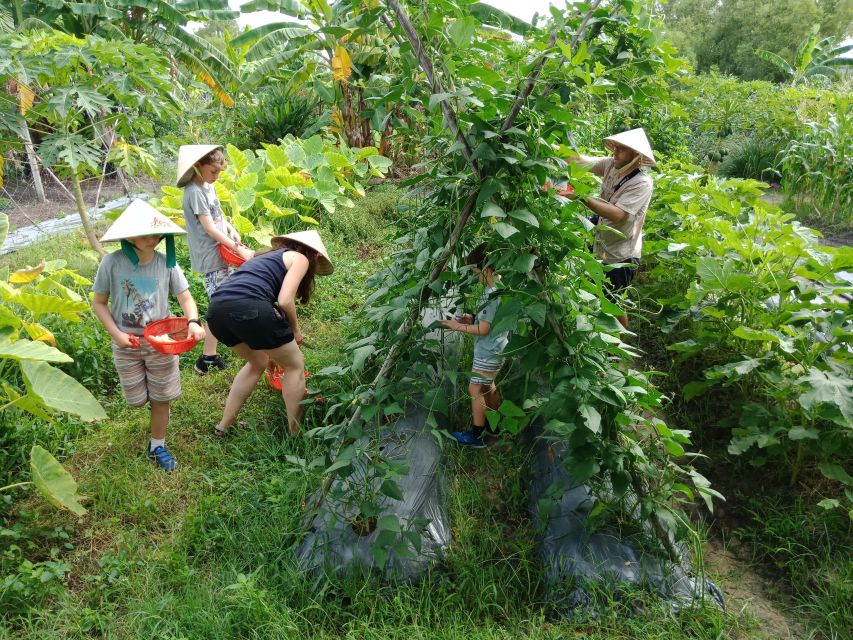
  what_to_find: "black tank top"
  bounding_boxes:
[211,248,288,303]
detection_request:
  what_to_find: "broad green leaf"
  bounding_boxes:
[378,514,401,532]
[481,201,505,219]
[578,404,601,434]
[507,208,539,228]
[15,292,90,321]
[30,445,87,516]
[493,222,519,238]
[818,463,853,486]
[21,361,106,422]
[526,302,547,327]
[351,345,375,373]
[0,339,72,363]
[733,326,778,342]
[234,188,256,212]
[226,144,249,174]
[797,367,853,422]
[380,479,404,502]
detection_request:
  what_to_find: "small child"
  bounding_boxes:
[177,145,254,374]
[440,242,510,448]
[92,199,206,471]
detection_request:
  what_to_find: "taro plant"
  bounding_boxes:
[156,136,391,248]
[643,168,853,516]
[0,213,103,515]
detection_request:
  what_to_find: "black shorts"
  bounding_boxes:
[604,258,640,300]
[206,297,294,350]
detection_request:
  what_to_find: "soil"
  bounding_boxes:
[1,173,164,231]
[703,538,808,640]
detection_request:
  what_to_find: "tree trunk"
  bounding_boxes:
[71,172,104,255]
[20,123,47,204]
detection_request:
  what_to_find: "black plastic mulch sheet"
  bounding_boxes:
[296,402,451,583]
[527,425,725,613]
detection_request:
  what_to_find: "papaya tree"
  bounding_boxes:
[0,212,104,515]
[0,29,180,254]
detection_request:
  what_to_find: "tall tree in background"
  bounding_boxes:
[658,0,852,80]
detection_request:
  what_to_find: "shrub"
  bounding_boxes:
[717,136,780,182]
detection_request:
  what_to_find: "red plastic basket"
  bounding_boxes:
[265,364,309,391]
[218,243,246,267]
[143,317,199,355]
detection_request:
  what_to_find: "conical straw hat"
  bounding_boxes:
[176,144,222,187]
[270,230,334,275]
[603,128,656,166]
[100,199,185,243]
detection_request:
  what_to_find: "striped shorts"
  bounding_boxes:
[471,355,503,385]
[112,340,181,406]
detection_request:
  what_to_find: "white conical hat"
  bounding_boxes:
[603,128,656,166]
[176,144,222,187]
[270,230,334,275]
[100,199,185,242]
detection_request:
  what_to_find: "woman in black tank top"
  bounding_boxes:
[206,230,334,437]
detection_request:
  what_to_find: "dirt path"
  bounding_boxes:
[703,538,809,639]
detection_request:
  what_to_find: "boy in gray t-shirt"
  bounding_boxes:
[439,243,511,448]
[92,199,205,471]
[178,145,254,374]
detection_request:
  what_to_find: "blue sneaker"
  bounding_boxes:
[450,430,486,448]
[147,444,178,472]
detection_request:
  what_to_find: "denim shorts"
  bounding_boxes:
[206,297,294,350]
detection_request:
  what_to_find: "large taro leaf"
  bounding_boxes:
[0,338,73,362]
[30,445,87,516]
[20,360,106,422]
[14,291,90,321]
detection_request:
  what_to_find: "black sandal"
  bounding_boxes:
[213,425,228,438]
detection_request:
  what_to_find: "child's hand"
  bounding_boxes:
[236,245,255,261]
[187,323,206,342]
[294,329,304,345]
[118,333,139,349]
[439,319,460,331]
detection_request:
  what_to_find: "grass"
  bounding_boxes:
[0,213,792,640]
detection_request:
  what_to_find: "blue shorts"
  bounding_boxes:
[206,297,294,350]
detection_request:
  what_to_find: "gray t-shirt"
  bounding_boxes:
[590,157,653,263]
[93,249,190,336]
[473,286,510,362]
[182,181,227,275]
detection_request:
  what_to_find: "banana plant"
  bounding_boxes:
[755,24,853,86]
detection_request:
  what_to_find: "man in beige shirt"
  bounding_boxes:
[563,128,655,329]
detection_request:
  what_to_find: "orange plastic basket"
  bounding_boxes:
[218,243,246,267]
[143,317,199,355]
[265,364,309,391]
